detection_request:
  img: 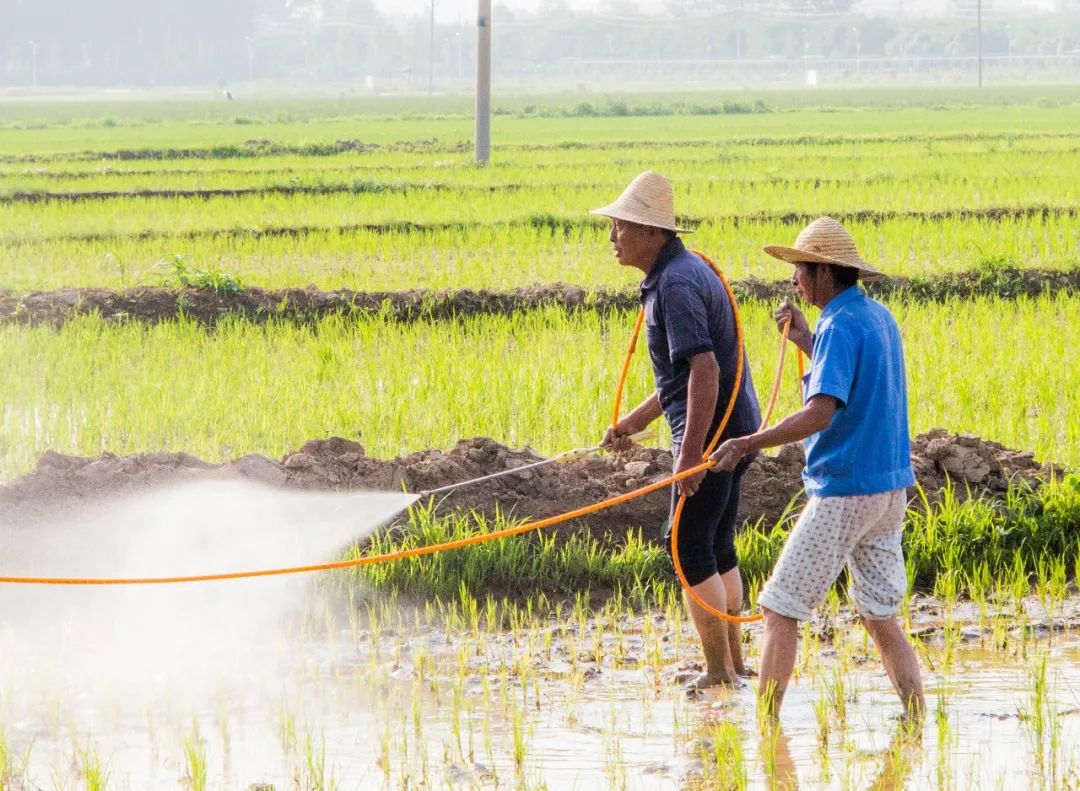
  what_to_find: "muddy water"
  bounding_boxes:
[1,595,1078,789]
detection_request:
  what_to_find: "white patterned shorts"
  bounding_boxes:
[757,489,909,622]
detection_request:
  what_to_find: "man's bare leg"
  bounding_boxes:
[862,616,925,723]
[758,608,800,721]
[684,573,738,687]
[719,566,751,676]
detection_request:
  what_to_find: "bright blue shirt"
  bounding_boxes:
[640,237,761,445]
[802,286,916,498]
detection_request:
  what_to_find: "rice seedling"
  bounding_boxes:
[701,721,747,790]
[181,719,208,791]
[75,737,110,791]
[301,726,336,791]
[1,295,1075,481]
[0,728,32,790]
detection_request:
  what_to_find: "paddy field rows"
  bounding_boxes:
[0,296,1075,480]
[0,89,1079,790]
[0,93,1077,477]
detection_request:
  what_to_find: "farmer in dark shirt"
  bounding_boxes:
[592,171,762,688]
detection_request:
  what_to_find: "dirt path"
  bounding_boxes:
[0,431,1054,546]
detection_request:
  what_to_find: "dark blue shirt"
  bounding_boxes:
[640,237,761,446]
[802,286,917,497]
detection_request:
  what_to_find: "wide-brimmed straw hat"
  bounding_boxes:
[763,216,886,281]
[590,171,692,233]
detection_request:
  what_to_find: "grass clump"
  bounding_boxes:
[156,253,243,296]
[341,502,670,600]
[904,474,1080,592]
[342,476,1079,603]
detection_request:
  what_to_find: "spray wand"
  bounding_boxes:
[416,430,655,498]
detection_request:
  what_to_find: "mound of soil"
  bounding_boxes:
[1,267,1074,328]
[0,432,1058,548]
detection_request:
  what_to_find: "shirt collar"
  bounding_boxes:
[820,284,863,319]
[639,236,686,295]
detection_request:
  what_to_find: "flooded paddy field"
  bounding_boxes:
[1,90,1078,790]
[1,582,1078,790]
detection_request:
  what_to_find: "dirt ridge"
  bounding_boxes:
[0,431,1058,546]
[0,174,928,205]
[1,268,1074,328]
[4,129,1077,165]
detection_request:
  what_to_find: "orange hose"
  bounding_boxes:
[0,250,799,591]
[759,319,792,432]
[612,308,645,433]
[0,460,715,586]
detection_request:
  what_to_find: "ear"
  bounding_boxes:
[811,263,828,287]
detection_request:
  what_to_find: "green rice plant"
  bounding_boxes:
[376,721,392,780]
[215,698,231,770]
[905,475,1080,597]
[343,505,670,600]
[328,474,1080,605]
[181,719,207,791]
[1022,652,1064,787]
[825,667,849,729]
[0,728,32,790]
[965,561,991,617]
[1,296,1076,479]
[813,691,831,753]
[701,721,747,790]
[934,691,955,791]
[1034,552,1069,635]
[76,738,110,791]
[301,726,336,791]
[276,696,298,756]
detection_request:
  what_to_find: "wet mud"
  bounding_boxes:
[1,267,1074,328]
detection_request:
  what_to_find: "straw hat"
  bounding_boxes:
[763,216,886,281]
[590,171,692,233]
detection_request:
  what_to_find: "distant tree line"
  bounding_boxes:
[1,0,1078,88]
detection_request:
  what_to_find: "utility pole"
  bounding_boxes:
[977,0,983,87]
[852,26,861,78]
[245,36,255,83]
[428,0,436,96]
[29,40,39,90]
[475,0,491,164]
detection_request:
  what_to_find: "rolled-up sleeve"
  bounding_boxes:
[661,278,714,363]
[807,325,856,407]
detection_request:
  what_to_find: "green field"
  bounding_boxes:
[0,295,1075,479]
[1,97,1078,293]
[2,87,1080,791]
[0,88,1077,476]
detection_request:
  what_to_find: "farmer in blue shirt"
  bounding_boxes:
[712,217,925,722]
[592,172,762,688]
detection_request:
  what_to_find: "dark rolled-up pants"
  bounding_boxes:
[664,446,751,586]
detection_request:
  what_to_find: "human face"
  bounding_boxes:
[608,218,658,270]
[791,261,820,306]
